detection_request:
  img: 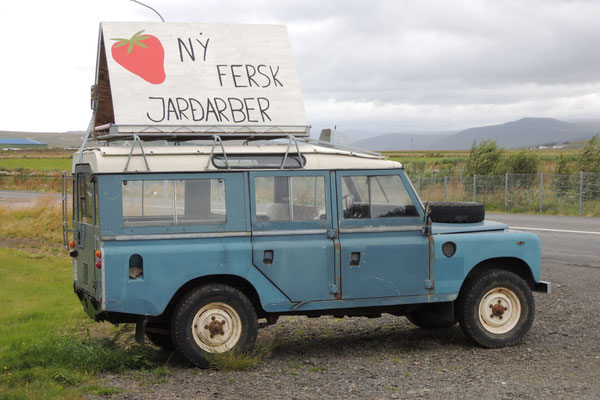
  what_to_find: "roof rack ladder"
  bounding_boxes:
[123,134,151,172]
[206,135,229,169]
[77,115,97,164]
[281,135,305,169]
[61,172,74,250]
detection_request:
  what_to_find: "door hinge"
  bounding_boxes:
[329,284,339,294]
[424,280,434,289]
[327,229,337,239]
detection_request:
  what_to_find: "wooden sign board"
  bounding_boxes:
[93,22,308,136]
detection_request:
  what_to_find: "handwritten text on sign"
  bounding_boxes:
[100,22,307,133]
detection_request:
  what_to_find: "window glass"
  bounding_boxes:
[255,175,326,221]
[122,178,226,226]
[370,175,418,218]
[342,175,418,219]
[213,154,304,169]
[78,173,96,224]
[342,176,370,219]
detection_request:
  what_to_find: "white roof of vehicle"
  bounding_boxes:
[74,143,403,173]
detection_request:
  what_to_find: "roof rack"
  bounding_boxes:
[92,123,311,141]
[76,120,384,171]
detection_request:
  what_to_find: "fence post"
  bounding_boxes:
[417,176,421,193]
[539,172,543,213]
[579,171,583,216]
[443,176,447,201]
[504,173,508,211]
[473,175,477,202]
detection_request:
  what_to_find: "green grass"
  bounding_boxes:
[205,345,269,371]
[0,247,163,399]
[0,158,71,171]
[0,249,81,346]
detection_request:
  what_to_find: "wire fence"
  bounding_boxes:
[0,172,63,192]
[1,171,599,216]
[413,172,600,216]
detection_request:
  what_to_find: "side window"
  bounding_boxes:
[122,178,226,226]
[342,175,418,219]
[255,176,326,221]
[77,173,96,225]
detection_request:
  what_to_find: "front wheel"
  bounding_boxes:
[456,270,534,348]
[171,284,258,367]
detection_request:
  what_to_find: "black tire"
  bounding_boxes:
[406,310,457,329]
[429,202,485,223]
[171,284,258,368]
[146,322,175,351]
[456,270,534,348]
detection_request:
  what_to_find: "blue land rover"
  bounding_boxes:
[64,139,550,367]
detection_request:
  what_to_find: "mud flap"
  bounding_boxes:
[135,318,147,345]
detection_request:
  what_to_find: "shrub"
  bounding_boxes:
[464,140,503,176]
[502,151,539,174]
[577,135,600,172]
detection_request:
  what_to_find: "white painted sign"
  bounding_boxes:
[96,22,307,135]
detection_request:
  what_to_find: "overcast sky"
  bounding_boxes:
[1,0,599,135]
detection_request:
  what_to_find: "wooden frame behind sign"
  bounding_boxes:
[92,22,309,138]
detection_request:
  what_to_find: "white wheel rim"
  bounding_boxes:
[478,287,521,334]
[191,302,242,353]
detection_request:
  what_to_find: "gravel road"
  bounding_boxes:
[91,258,600,400]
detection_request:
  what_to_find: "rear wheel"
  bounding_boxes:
[171,284,258,368]
[456,270,534,348]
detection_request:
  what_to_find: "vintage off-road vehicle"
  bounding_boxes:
[64,21,549,367]
[64,136,550,367]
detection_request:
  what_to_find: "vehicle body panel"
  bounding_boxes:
[69,147,545,323]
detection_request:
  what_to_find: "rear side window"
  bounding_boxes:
[255,175,326,221]
[122,178,226,226]
[342,175,418,219]
[77,173,97,225]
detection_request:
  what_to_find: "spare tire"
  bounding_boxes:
[429,202,485,223]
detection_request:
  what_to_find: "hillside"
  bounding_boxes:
[351,118,598,151]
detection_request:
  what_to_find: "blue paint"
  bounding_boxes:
[74,167,543,320]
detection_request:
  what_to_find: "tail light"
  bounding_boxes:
[95,248,103,269]
[69,240,76,249]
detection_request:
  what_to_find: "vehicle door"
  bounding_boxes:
[250,170,337,302]
[73,165,101,299]
[336,170,429,299]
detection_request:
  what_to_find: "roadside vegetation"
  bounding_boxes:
[0,203,167,399]
[385,136,600,217]
[0,203,271,399]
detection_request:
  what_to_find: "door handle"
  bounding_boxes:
[263,250,274,265]
[350,252,360,266]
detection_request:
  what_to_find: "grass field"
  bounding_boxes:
[0,205,163,399]
[0,158,71,171]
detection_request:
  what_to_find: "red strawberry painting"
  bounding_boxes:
[111,30,165,84]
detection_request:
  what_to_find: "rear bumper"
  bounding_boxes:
[74,287,103,320]
[534,281,552,294]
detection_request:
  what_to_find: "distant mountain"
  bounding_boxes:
[0,130,84,148]
[351,132,456,151]
[351,118,598,151]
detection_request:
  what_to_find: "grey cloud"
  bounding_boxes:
[74,1,600,132]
